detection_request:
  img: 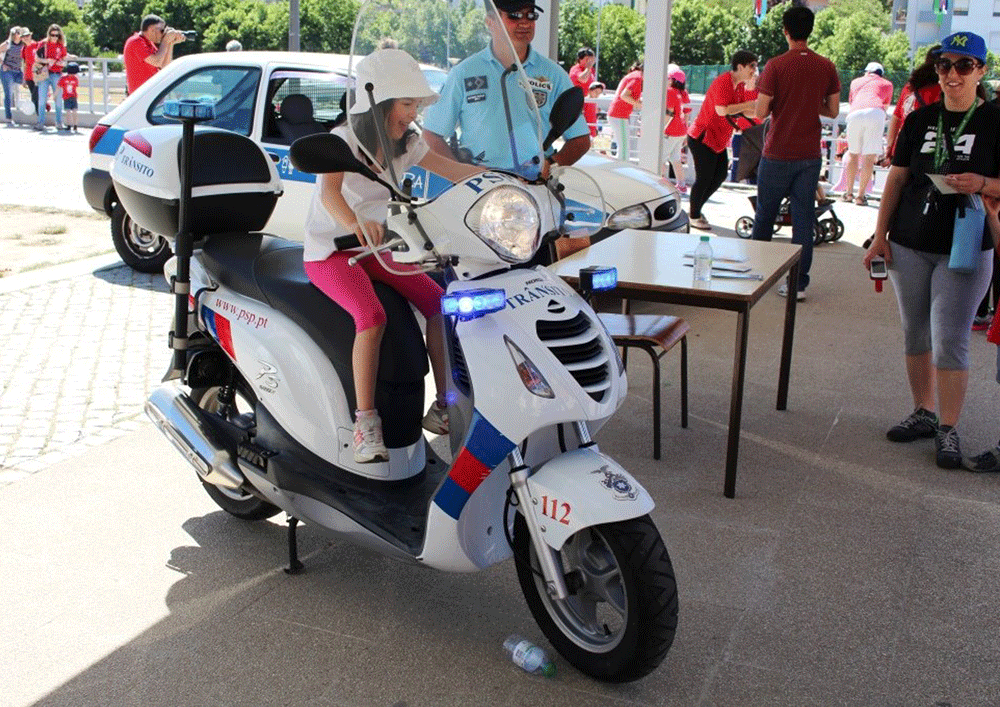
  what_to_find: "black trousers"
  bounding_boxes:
[25,79,38,112]
[687,134,729,219]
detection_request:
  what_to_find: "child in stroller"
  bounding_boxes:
[731,119,844,244]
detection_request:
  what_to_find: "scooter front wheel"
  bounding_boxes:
[190,384,281,521]
[512,513,678,682]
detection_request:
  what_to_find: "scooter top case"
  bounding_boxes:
[110,125,283,240]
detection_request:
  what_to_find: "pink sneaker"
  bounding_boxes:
[354,412,388,463]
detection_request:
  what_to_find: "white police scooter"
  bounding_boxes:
[116,0,677,682]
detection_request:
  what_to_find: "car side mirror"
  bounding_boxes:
[543,87,584,152]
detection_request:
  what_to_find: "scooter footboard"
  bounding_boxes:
[525,448,654,551]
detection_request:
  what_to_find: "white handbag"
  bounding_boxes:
[17,93,34,116]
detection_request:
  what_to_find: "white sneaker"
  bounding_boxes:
[354,412,388,463]
[690,216,712,231]
[422,402,449,435]
[777,282,806,301]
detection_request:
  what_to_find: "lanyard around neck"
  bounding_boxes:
[934,102,977,172]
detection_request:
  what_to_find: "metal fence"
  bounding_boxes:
[68,57,127,115]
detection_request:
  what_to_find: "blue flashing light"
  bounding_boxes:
[442,288,507,320]
[580,266,617,292]
[164,98,217,121]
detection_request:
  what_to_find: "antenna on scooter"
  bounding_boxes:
[163,98,216,379]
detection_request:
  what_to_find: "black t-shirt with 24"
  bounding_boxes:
[890,100,1000,255]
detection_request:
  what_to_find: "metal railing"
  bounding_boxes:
[72,57,127,115]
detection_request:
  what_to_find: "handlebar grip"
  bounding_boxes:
[334,234,361,250]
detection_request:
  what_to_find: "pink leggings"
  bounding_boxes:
[304,251,443,332]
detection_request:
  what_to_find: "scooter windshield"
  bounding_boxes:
[347,0,546,183]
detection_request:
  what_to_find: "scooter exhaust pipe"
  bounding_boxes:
[145,385,246,490]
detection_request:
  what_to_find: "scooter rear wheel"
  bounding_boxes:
[512,513,678,682]
[191,384,281,521]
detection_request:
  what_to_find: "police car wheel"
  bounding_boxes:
[111,202,172,273]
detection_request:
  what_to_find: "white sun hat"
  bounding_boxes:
[350,49,439,114]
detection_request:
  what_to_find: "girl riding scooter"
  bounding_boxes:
[302,49,483,463]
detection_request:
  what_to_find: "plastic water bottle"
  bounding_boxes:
[503,635,556,677]
[693,234,713,284]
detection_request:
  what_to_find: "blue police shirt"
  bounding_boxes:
[423,44,589,171]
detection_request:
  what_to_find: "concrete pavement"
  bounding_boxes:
[3,163,1000,705]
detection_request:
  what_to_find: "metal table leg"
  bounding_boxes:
[725,306,751,499]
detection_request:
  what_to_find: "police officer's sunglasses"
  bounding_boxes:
[934,57,983,76]
[504,10,539,21]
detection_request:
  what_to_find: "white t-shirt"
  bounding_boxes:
[303,125,429,262]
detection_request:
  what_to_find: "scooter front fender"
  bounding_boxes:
[524,448,654,551]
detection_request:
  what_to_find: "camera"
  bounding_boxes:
[869,256,888,279]
[167,28,197,40]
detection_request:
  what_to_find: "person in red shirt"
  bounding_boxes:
[880,45,942,167]
[686,51,758,228]
[663,68,690,193]
[585,81,603,137]
[123,14,186,95]
[58,62,79,132]
[607,61,642,161]
[841,62,894,205]
[750,5,840,301]
[569,47,597,136]
[32,24,72,131]
[19,28,38,114]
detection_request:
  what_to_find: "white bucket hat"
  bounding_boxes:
[350,49,439,115]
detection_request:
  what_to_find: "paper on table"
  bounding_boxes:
[927,173,958,194]
[683,251,748,263]
[682,260,751,272]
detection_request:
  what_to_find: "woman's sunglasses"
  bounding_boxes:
[49,33,61,38]
[504,10,539,21]
[935,57,982,76]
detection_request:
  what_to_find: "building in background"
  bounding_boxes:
[892,0,1000,58]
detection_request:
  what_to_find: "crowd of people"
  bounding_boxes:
[0,23,79,131]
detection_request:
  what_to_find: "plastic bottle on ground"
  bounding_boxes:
[503,634,556,677]
[693,234,713,284]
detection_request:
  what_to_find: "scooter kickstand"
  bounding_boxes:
[284,515,305,575]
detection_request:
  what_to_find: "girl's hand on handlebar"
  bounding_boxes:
[354,221,384,248]
[863,235,892,270]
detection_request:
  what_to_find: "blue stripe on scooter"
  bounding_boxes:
[434,476,471,520]
[464,412,515,468]
[432,411,516,520]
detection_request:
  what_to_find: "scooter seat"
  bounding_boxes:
[199,233,429,444]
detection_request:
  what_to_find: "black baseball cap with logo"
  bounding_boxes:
[492,0,544,13]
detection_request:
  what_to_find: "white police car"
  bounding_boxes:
[84,51,687,272]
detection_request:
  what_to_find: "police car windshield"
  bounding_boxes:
[347,0,545,180]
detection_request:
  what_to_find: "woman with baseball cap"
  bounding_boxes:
[303,49,484,463]
[865,31,1000,469]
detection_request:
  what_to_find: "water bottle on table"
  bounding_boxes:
[693,235,713,284]
[503,634,556,677]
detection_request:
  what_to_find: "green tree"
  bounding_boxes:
[1,0,83,43]
[299,0,359,53]
[669,0,745,66]
[203,0,287,52]
[63,22,97,56]
[82,0,145,52]
[557,0,596,70]
[593,3,644,87]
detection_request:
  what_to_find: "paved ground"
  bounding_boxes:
[4,131,1000,706]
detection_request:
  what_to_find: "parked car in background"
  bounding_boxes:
[84,51,686,273]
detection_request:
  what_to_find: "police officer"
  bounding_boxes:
[422,0,590,172]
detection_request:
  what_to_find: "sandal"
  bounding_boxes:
[855,195,868,206]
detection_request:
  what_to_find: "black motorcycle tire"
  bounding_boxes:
[111,202,172,273]
[190,384,281,521]
[512,512,678,683]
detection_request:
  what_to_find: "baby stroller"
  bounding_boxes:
[731,120,844,244]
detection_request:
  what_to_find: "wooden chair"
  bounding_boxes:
[555,236,690,460]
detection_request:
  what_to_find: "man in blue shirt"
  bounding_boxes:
[422,0,590,172]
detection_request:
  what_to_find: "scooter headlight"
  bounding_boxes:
[442,288,507,321]
[465,186,540,263]
[606,203,651,230]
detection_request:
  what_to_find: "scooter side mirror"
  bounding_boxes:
[289,133,374,178]
[289,132,395,193]
[542,87,584,153]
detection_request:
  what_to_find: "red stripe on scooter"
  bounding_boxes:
[215,315,236,359]
[449,448,490,494]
